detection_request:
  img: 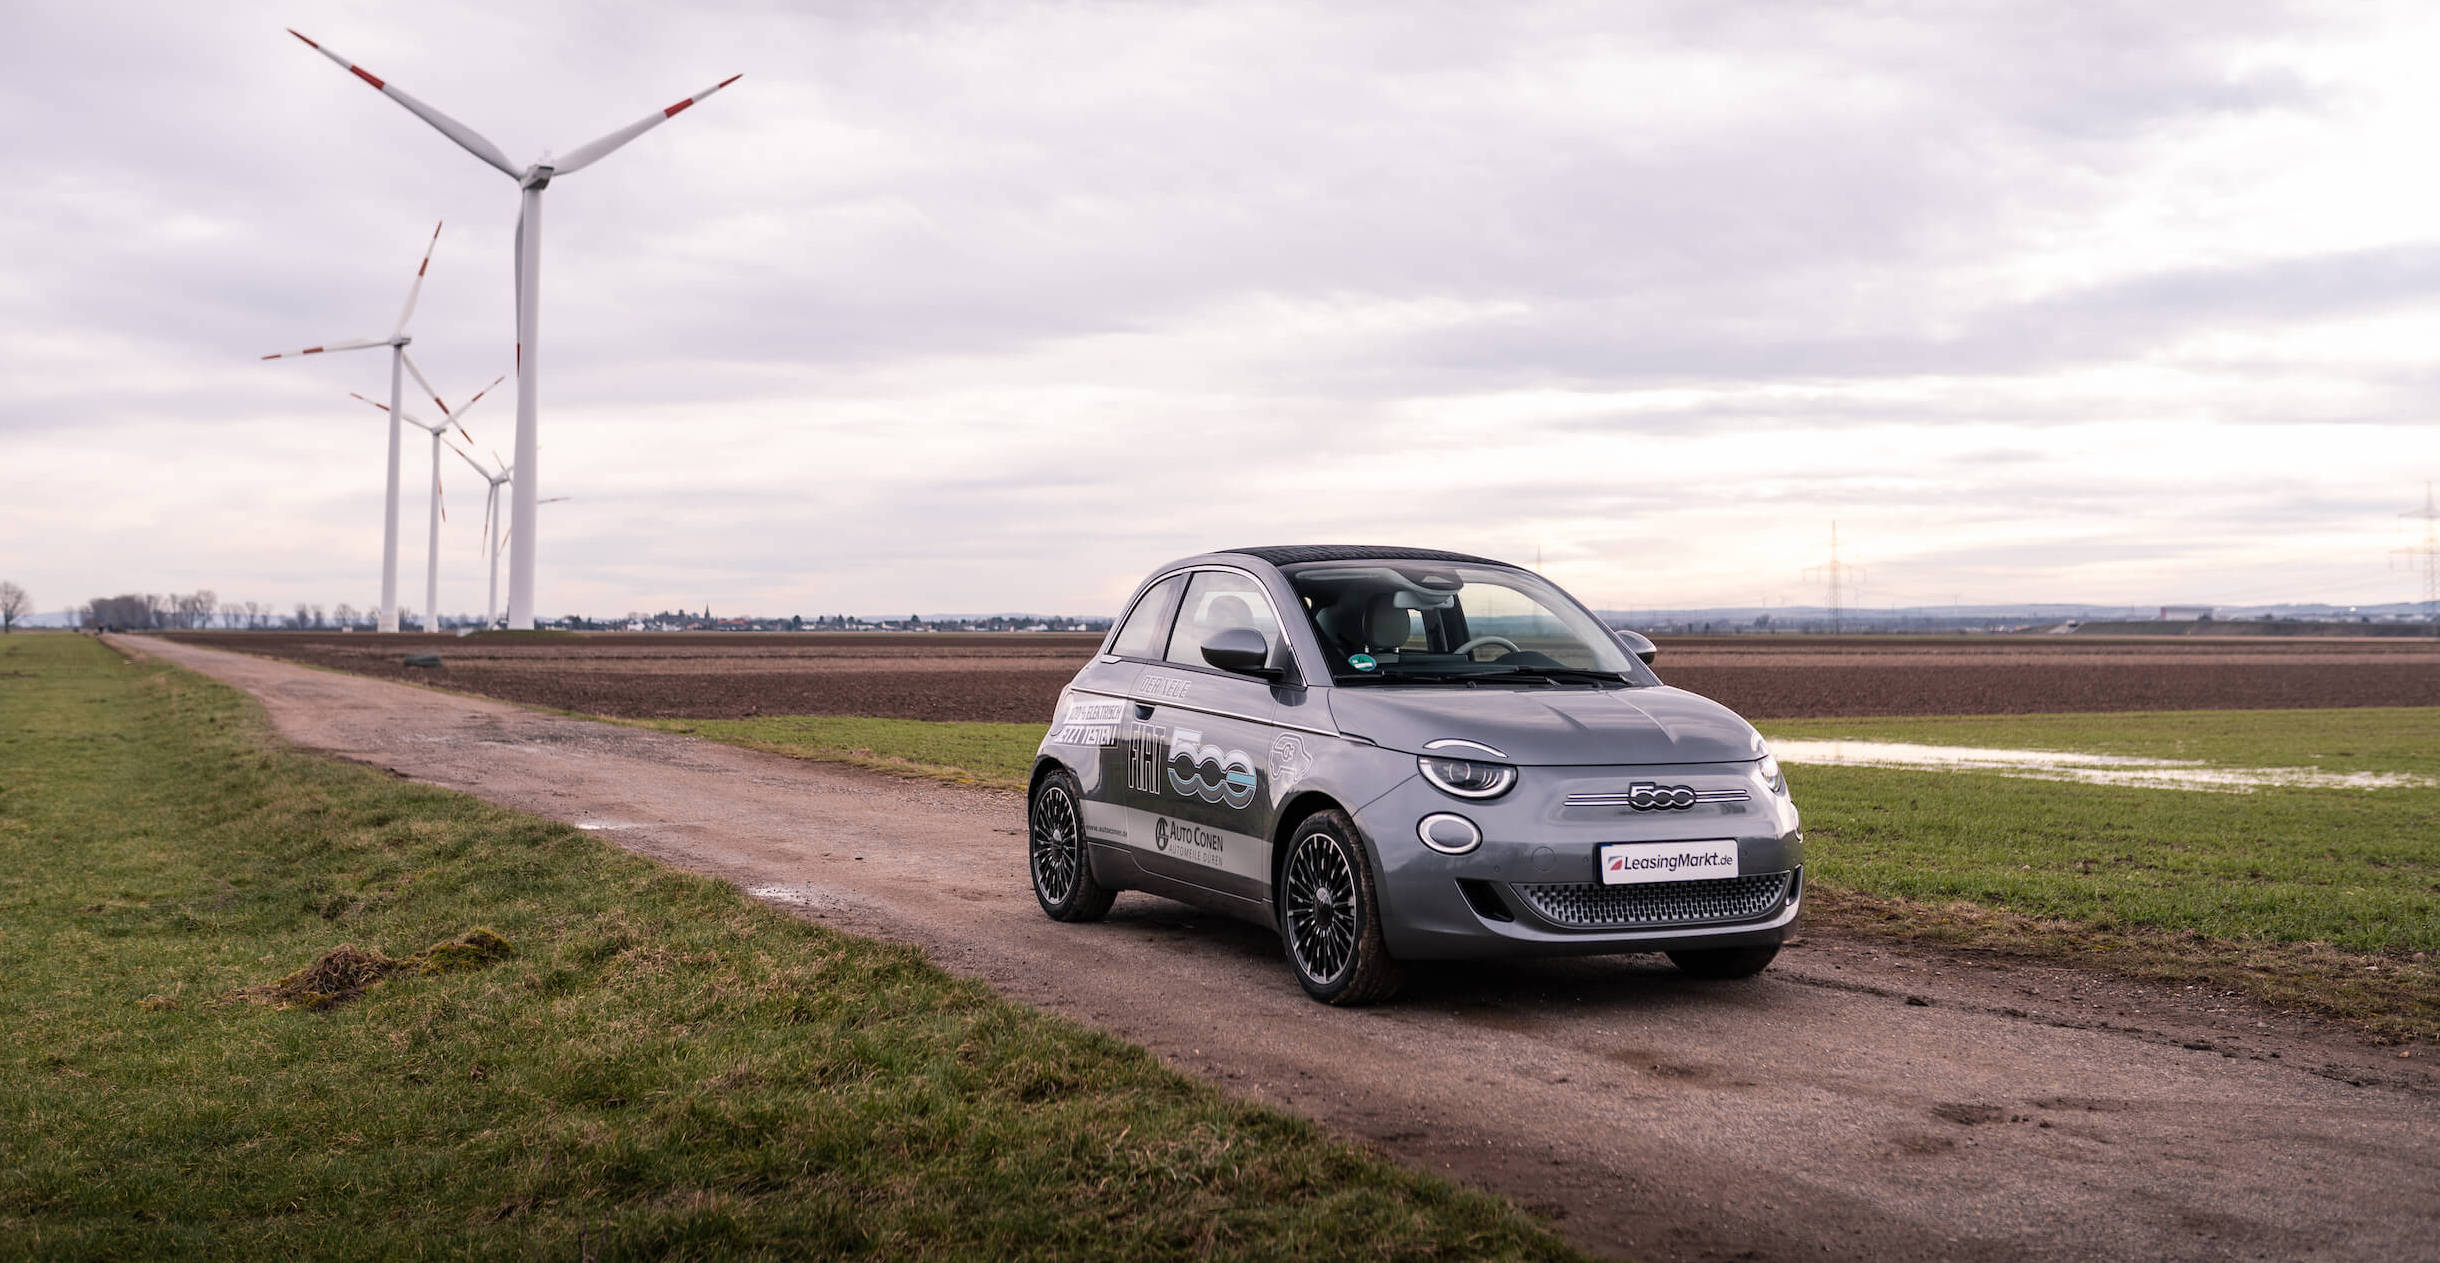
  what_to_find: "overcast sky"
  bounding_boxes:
[6,0,2440,619]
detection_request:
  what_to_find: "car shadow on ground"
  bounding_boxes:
[1099,894,1792,1018]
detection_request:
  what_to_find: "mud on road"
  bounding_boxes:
[131,636,2440,1263]
[171,630,2440,724]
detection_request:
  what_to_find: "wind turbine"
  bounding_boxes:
[448,442,513,630]
[262,220,446,633]
[353,375,504,631]
[288,29,739,630]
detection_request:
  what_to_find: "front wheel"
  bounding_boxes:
[1029,770,1113,922]
[1665,943,1780,979]
[1277,810,1402,1004]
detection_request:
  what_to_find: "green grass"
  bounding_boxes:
[1758,708,2440,1039]
[0,634,1581,1259]
[634,715,1044,792]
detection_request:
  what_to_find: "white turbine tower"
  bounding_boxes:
[262,220,446,633]
[352,375,504,631]
[288,29,738,630]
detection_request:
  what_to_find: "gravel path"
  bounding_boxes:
[127,635,2440,1263]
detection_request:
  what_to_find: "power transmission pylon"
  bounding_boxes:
[1802,521,1866,634]
[2398,481,2440,633]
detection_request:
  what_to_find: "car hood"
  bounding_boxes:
[1326,684,1764,767]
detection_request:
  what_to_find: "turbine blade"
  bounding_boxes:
[288,31,522,179]
[550,73,741,176]
[261,336,387,360]
[449,374,507,432]
[393,220,442,336]
[400,349,451,417]
[512,203,525,372]
[348,391,391,413]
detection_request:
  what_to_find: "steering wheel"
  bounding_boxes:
[1453,635,1520,659]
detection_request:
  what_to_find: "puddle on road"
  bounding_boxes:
[1765,739,2432,794]
[746,884,865,916]
[574,820,651,832]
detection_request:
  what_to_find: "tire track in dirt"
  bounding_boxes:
[129,636,2440,1263]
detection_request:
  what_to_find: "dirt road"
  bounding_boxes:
[129,636,2440,1263]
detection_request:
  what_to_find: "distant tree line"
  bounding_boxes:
[76,592,380,632]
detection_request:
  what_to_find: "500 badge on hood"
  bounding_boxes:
[1167,728,1257,808]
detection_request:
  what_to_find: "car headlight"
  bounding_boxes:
[1757,753,1786,795]
[1418,755,1516,799]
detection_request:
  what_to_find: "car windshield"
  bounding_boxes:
[1280,561,1654,687]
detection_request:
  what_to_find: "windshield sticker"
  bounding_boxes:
[1167,727,1258,809]
[1138,675,1194,700]
[1348,653,1378,672]
[1153,816,1227,868]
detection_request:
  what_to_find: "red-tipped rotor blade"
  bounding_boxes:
[400,349,451,418]
[394,220,441,336]
[262,336,386,360]
[448,374,507,436]
[288,31,522,179]
[551,73,741,176]
[348,391,391,413]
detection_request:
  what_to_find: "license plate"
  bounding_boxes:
[1598,839,1740,885]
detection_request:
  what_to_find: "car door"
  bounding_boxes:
[1070,573,1184,857]
[1117,568,1288,909]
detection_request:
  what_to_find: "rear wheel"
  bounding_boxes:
[1029,770,1113,921]
[1277,810,1402,1004]
[1666,943,1780,979]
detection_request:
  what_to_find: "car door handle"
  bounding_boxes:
[1134,703,1155,720]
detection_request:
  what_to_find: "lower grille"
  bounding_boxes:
[1509,870,1795,931]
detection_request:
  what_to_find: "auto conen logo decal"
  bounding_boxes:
[1152,816,1226,867]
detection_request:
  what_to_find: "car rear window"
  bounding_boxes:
[1108,574,1185,660]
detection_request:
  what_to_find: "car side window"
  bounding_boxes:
[1108,575,1186,660]
[1164,570,1285,670]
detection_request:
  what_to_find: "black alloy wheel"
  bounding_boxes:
[1029,770,1113,921]
[1277,809,1402,1004]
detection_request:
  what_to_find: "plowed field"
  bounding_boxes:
[165,630,2440,721]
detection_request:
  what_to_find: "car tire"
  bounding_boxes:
[1665,944,1780,979]
[1029,769,1114,922]
[1277,810,1403,1005]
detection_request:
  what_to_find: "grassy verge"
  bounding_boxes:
[1759,708,2438,1041]
[635,701,2438,1041]
[634,715,1043,792]
[0,634,1580,1259]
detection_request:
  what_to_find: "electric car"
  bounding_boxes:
[1026,546,1802,1004]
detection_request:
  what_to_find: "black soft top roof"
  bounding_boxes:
[1221,545,1512,568]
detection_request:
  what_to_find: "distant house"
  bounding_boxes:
[2158,605,2214,622]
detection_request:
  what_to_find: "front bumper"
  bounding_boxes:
[1352,760,1804,961]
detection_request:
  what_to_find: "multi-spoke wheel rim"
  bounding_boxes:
[1283,830,1359,983]
[1031,784,1082,905]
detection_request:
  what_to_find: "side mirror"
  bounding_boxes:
[1617,628,1658,666]
[1202,626,1282,678]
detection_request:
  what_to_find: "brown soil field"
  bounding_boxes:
[165,630,2440,722]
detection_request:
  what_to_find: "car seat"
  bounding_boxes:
[1317,591,1410,657]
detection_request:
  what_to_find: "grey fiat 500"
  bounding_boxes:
[1026,546,1802,1004]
